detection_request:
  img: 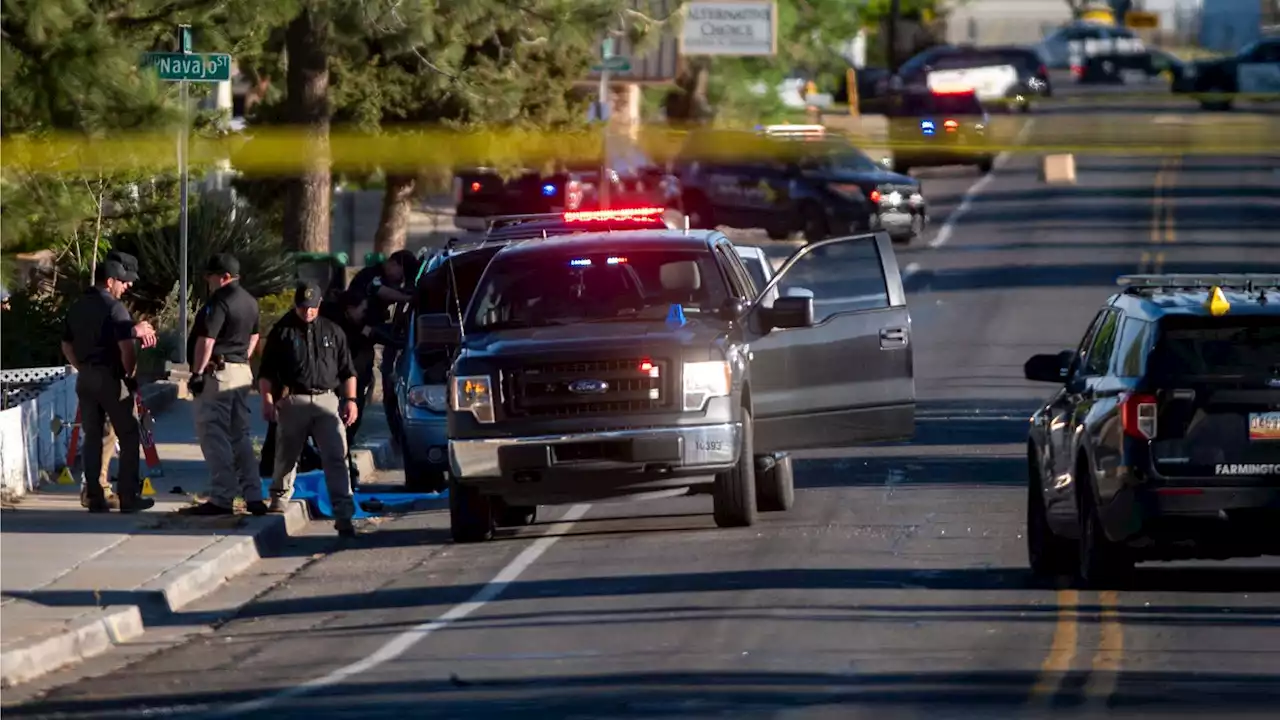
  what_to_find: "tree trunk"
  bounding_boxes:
[373,174,416,255]
[664,57,712,126]
[283,5,331,253]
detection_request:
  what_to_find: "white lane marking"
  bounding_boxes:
[929,118,1037,249]
[211,503,594,718]
[903,262,921,280]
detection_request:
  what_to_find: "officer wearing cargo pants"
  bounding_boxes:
[180,254,265,516]
[258,281,360,537]
[60,261,153,513]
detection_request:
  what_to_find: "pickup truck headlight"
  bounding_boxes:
[409,384,448,412]
[683,361,731,412]
[450,375,495,423]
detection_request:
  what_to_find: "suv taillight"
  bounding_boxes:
[1121,392,1158,440]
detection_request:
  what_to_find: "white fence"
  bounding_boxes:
[0,367,77,500]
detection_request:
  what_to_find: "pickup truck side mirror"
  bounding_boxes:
[416,313,461,346]
[720,297,748,321]
[761,295,815,331]
[1024,349,1075,383]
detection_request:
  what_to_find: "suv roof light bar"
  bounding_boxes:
[762,124,826,138]
[484,212,565,233]
[1117,274,1280,291]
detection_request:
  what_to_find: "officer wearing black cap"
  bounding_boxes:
[60,260,153,513]
[258,281,359,537]
[78,250,158,509]
[181,253,265,516]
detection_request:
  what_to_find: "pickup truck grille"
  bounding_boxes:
[505,357,672,418]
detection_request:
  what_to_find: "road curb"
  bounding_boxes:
[0,606,145,689]
[351,438,399,482]
[0,502,311,688]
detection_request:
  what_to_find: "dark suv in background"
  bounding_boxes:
[1024,274,1280,587]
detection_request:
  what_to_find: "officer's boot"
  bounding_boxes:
[335,518,356,538]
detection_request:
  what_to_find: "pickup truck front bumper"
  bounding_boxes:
[450,423,741,481]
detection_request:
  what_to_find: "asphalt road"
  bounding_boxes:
[8,106,1280,719]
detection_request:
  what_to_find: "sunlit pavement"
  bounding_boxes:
[5,100,1279,720]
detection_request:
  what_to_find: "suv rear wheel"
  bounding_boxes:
[1076,457,1134,587]
[714,408,758,528]
[449,477,495,543]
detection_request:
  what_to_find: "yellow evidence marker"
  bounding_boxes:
[141,478,157,496]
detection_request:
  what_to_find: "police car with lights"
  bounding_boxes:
[393,207,681,491]
[891,45,1047,112]
[886,89,995,175]
[675,124,928,245]
[418,224,917,542]
[1025,274,1280,587]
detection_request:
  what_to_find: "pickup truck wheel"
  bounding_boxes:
[449,478,494,543]
[800,204,829,243]
[714,409,758,528]
[496,501,537,527]
[756,454,795,512]
[1076,460,1133,588]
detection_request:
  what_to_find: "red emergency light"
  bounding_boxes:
[563,207,667,223]
[932,87,976,96]
[944,119,960,133]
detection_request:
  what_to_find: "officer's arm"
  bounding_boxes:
[375,284,413,304]
[247,309,261,358]
[257,323,283,401]
[192,300,227,374]
[111,304,138,377]
[335,330,358,400]
[60,317,79,370]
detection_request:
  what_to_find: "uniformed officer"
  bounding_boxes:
[346,250,416,462]
[60,260,153,513]
[319,289,385,490]
[258,281,360,537]
[180,254,265,516]
[79,250,157,509]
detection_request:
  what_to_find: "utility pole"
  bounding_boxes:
[597,36,613,211]
[177,24,192,367]
[887,0,902,73]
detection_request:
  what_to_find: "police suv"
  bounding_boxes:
[1024,274,1280,587]
[419,228,917,542]
[1174,37,1280,111]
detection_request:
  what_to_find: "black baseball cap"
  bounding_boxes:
[95,260,129,284]
[105,251,140,282]
[205,253,240,277]
[294,281,323,308]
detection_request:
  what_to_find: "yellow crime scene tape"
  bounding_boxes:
[2,115,1276,175]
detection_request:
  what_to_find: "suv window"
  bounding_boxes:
[775,239,889,321]
[931,51,1016,70]
[467,246,730,331]
[1148,316,1280,379]
[1082,309,1122,376]
[797,142,883,173]
[1116,317,1153,377]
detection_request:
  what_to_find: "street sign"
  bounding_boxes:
[142,52,232,82]
[591,56,632,72]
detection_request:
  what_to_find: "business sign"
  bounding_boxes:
[680,0,777,57]
[1125,11,1160,29]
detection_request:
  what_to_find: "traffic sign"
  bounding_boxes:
[592,56,632,72]
[142,52,232,82]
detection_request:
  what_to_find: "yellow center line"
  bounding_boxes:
[1084,590,1125,706]
[1143,160,1167,273]
[1027,588,1080,705]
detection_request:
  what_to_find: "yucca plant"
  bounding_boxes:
[117,197,296,324]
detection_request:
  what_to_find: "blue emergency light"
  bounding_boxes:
[541,183,557,196]
[920,120,936,136]
[570,258,592,267]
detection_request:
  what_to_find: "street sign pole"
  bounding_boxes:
[176,24,192,367]
[598,37,613,211]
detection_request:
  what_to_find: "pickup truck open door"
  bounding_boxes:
[747,232,916,453]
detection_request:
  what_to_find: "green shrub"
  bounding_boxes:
[0,290,69,369]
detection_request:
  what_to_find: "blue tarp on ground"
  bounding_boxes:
[259,472,447,519]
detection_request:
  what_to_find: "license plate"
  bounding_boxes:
[1249,412,1280,441]
[880,211,912,227]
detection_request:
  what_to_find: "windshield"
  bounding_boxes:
[1149,316,1280,379]
[466,247,729,331]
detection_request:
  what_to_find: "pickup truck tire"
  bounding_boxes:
[449,478,495,543]
[1075,457,1133,588]
[496,501,537,527]
[713,409,759,528]
[1027,448,1075,578]
[977,157,995,174]
[800,204,829,244]
[756,454,795,512]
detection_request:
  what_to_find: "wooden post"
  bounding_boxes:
[847,67,860,118]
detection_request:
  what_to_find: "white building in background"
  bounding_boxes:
[943,0,1073,46]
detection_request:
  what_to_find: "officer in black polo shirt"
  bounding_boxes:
[347,250,416,455]
[181,254,265,516]
[60,261,153,513]
[258,281,360,537]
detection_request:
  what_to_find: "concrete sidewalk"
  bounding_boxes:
[0,382,401,688]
